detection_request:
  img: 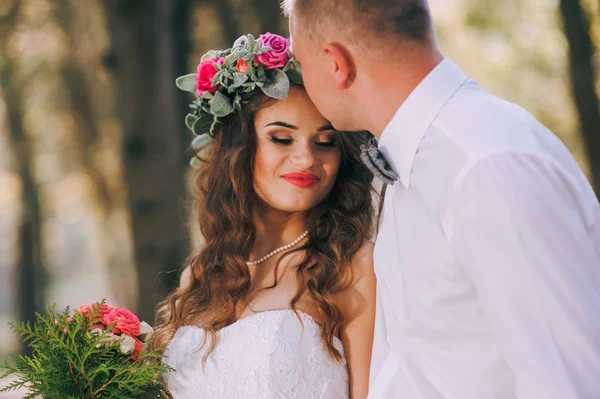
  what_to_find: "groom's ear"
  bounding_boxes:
[323,42,356,89]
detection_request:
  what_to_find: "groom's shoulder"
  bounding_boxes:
[433,82,542,156]
[410,83,566,210]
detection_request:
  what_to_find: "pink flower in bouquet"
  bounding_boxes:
[54,318,69,334]
[196,57,223,95]
[102,307,141,337]
[132,337,144,361]
[78,303,111,317]
[77,303,111,328]
[255,33,290,70]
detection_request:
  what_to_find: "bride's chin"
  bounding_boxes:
[266,202,315,214]
[256,198,317,214]
[255,191,323,214]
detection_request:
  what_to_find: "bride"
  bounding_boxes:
[152,32,376,398]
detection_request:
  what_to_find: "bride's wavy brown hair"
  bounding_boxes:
[152,87,374,361]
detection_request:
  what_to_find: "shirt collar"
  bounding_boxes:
[378,58,468,188]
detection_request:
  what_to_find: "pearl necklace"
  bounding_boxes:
[246,230,308,266]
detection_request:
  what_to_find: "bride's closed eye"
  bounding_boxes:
[314,131,339,149]
[270,136,293,145]
[269,135,338,149]
[314,140,338,149]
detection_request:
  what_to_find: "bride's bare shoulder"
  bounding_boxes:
[179,266,193,290]
[351,240,375,280]
[334,240,375,317]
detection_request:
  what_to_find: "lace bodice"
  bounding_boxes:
[162,309,349,398]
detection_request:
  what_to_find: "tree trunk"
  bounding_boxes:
[102,0,192,322]
[0,3,44,357]
[559,0,600,197]
[13,135,43,358]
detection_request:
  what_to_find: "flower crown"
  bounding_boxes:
[176,33,302,162]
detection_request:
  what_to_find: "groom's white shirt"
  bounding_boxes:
[368,58,600,398]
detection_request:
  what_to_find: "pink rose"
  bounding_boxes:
[133,338,144,360]
[102,307,141,337]
[78,303,111,328]
[78,303,111,318]
[196,57,223,95]
[255,33,290,70]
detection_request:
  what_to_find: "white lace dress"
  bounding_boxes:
[162,309,349,398]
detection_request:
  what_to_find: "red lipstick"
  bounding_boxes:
[281,173,320,188]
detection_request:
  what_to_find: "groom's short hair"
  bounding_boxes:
[282,0,433,44]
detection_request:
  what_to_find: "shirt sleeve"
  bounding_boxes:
[445,151,600,398]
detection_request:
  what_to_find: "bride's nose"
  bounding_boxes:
[289,143,316,170]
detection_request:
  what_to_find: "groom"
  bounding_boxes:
[283,0,600,398]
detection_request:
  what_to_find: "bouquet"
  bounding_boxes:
[0,301,173,399]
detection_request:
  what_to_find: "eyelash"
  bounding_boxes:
[269,137,338,149]
[270,137,293,145]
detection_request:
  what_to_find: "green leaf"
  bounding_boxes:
[223,54,235,67]
[247,34,255,49]
[287,69,303,85]
[185,113,196,131]
[282,60,292,72]
[219,73,230,87]
[284,60,303,85]
[209,118,220,136]
[191,134,213,151]
[247,61,255,77]
[233,93,242,111]
[192,113,214,135]
[210,91,234,117]
[235,50,250,59]
[201,91,214,100]
[231,72,249,88]
[257,65,267,82]
[211,70,224,86]
[189,156,203,169]
[175,74,197,93]
[260,69,290,100]
[201,50,218,62]
[233,35,248,48]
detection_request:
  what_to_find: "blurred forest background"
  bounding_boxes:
[0,0,599,394]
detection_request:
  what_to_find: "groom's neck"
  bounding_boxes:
[360,47,444,139]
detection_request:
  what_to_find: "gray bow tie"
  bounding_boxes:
[360,138,398,185]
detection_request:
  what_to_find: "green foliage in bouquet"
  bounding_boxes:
[0,302,172,399]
